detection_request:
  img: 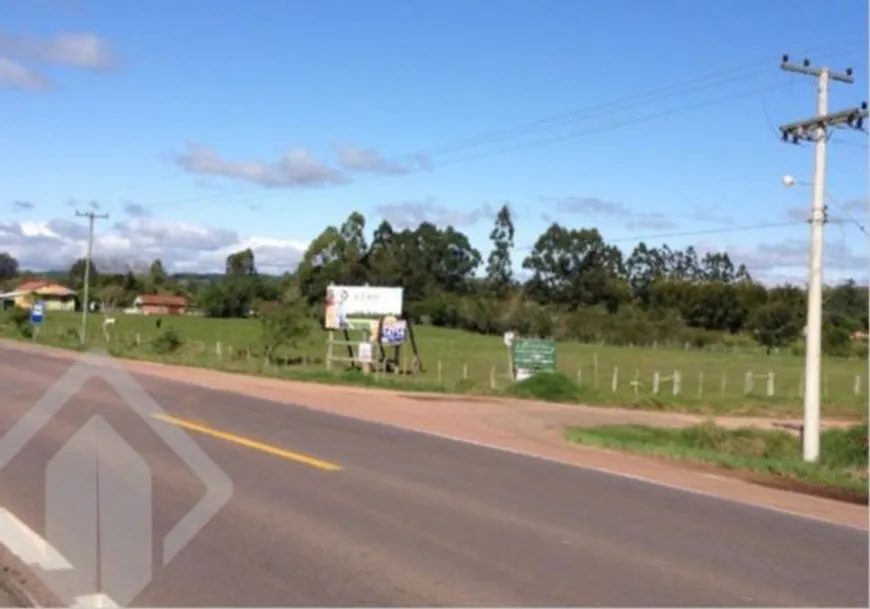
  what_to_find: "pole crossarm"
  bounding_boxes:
[780,57,855,83]
[75,211,110,220]
[779,104,868,143]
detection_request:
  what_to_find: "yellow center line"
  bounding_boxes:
[153,414,343,472]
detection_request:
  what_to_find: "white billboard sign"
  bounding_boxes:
[325,285,404,329]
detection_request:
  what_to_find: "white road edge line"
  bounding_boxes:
[0,508,72,571]
[0,508,121,608]
[272,401,870,534]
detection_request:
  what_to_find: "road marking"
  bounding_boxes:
[0,507,73,571]
[153,414,343,471]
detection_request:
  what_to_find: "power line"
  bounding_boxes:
[831,138,869,150]
[826,200,868,236]
[606,221,810,244]
[375,41,862,163]
[142,82,789,213]
[428,44,859,165]
[408,68,773,159]
[140,42,862,213]
[438,83,790,168]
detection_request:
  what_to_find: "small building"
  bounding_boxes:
[0,280,77,311]
[133,294,188,316]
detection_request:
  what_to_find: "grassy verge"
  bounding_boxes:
[1,310,867,418]
[565,422,869,502]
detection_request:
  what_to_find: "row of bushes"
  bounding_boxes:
[401,293,868,357]
[406,294,756,350]
[3,300,866,360]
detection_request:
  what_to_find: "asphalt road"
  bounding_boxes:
[0,346,867,607]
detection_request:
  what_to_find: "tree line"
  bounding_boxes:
[1,204,867,357]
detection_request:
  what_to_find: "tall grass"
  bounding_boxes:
[565,422,869,496]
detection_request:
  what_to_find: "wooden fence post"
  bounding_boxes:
[593,353,599,390]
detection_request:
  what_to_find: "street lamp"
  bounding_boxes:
[782,174,797,188]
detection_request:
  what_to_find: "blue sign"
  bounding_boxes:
[30,301,44,324]
[379,318,407,346]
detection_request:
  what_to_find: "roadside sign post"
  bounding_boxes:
[511,338,557,382]
[503,331,515,379]
[358,341,373,375]
[30,300,44,340]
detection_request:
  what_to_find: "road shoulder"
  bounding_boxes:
[2,340,867,530]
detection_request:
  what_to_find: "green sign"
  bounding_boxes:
[511,338,557,373]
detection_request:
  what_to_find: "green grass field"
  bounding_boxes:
[564,423,869,499]
[8,310,869,419]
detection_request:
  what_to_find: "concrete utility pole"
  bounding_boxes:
[778,54,868,462]
[75,210,109,346]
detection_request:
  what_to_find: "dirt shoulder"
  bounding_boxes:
[3,340,867,530]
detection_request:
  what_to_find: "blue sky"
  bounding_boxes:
[1,0,868,282]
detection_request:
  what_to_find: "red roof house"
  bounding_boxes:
[133,294,188,316]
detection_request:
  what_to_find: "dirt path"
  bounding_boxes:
[2,340,866,529]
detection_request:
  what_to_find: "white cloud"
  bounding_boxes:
[374,199,494,229]
[547,195,679,231]
[174,143,348,189]
[174,142,428,189]
[624,213,678,231]
[843,198,869,216]
[0,217,307,275]
[698,237,869,285]
[333,143,429,175]
[0,57,50,90]
[123,201,150,217]
[784,205,809,223]
[0,29,117,69]
[0,29,117,91]
[554,196,631,216]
